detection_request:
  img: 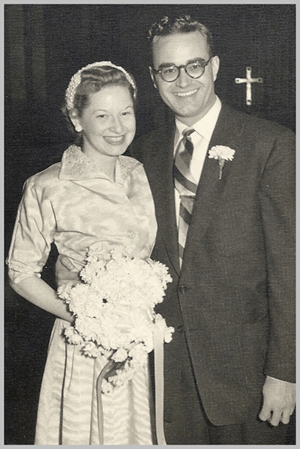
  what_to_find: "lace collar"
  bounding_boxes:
[59,145,140,182]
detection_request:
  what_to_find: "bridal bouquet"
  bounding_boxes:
[57,244,174,392]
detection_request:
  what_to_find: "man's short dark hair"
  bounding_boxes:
[148,14,215,59]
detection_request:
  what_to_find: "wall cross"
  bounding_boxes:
[235,66,263,106]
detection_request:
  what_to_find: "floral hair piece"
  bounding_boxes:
[65,61,137,110]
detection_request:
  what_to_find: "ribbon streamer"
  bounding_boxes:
[154,327,167,445]
[96,334,167,445]
[96,359,118,445]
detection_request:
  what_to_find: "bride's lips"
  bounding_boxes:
[103,135,126,145]
[174,88,198,98]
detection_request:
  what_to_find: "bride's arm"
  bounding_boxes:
[8,177,78,321]
[9,275,73,323]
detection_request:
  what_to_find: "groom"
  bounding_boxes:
[129,14,295,445]
[57,13,295,445]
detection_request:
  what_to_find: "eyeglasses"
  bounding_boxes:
[152,57,214,83]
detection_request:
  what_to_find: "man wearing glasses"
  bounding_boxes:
[131,14,295,445]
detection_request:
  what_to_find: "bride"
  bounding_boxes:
[7,61,171,445]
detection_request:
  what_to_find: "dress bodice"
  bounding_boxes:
[7,145,157,283]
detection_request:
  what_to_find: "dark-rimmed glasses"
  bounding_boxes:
[152,56,214,83]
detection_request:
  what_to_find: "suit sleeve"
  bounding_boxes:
[260,128,295,383]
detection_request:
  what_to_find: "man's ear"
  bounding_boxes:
[149,66,158,89]
[211,55,220,82]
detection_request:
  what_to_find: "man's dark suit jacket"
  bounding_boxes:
[130,104,295,430]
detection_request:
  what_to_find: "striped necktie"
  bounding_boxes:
[173,129,197,267]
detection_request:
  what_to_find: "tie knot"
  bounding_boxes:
[183,129,195,139]
[181,128,195,157]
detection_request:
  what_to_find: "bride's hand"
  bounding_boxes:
[55,254,80,287]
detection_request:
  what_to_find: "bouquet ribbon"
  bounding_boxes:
[96,359,117,445]
[153,326,167,445]
[96,328,167,445]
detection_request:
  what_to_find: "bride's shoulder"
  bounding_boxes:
[25,161,61,190]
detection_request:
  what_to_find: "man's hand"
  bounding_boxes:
[259,376,296,426]
[55,254,80,287]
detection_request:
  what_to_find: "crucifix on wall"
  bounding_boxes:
[235,67,263,106]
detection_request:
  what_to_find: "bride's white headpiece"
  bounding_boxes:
[65,61,137,110]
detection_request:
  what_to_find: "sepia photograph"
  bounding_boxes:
[5,3,295,445]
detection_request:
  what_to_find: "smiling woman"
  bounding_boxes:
[69,85,136,179]
[64,62,137,179]
[6,61,159,445]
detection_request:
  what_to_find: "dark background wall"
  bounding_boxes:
[5,4,295,444]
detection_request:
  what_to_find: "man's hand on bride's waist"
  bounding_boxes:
[55,254,80,287]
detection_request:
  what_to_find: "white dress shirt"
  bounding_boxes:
[174,95,222,223]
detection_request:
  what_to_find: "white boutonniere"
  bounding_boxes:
[208,145,235,180]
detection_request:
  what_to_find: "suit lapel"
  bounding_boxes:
[183,105,242,262]
[146,106,243,274]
